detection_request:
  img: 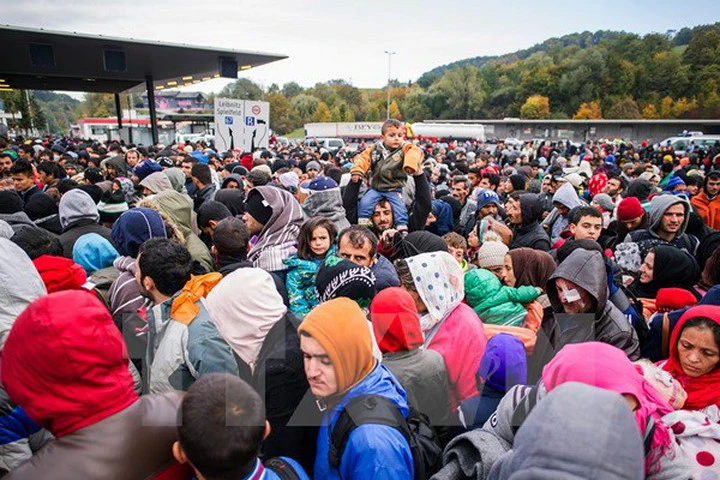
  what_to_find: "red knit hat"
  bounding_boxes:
[655,288,697,313]
[616,197,645,222]
[369,287,424,354]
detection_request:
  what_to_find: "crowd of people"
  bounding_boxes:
[0,121,719,479]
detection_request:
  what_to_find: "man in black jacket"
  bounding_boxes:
[506,192,551,251]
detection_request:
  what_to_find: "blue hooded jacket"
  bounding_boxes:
[314,363,414,480]
[459,334,527,430]
[72,233,120,275]
[110,208,167,258]
[427,200,454,236]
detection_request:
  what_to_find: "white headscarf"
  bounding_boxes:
[205,268,287,373]
[406,251,464,332]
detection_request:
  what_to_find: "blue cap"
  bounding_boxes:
[476,189,501,209]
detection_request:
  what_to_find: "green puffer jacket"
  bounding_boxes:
[464,269,539,327]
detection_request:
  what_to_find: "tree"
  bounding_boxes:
[433,66,487,118]
[572,100,602,119]
[267,92,296,135]
[672,97,697,118]
[312,101,331,123]
[606,96,641,119]
[281,81,304,98]
[78,93,116,117]
[659,96,674,118]
[366,104,382,121]
[642,103,660,119]
[219,78,264,100]
[388,100,402,120]
[520,95,550,119]
[292,94,320,123]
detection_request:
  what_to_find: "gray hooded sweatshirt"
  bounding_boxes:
[488,382,645,480]
[624,194,698,257]
[58,189,114,257]
[139,172,173,195]
[531,249,640,380]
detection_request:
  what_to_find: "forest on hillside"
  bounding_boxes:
[4,22,719,135]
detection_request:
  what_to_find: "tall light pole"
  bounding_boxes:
[384,51,396,119]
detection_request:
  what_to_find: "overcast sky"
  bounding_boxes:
[3,0,719,94]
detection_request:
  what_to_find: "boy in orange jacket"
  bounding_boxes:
[351,119,422,230]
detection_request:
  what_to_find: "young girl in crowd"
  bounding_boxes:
[284,217,337,318]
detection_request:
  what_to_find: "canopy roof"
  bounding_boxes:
[0,24,286,93]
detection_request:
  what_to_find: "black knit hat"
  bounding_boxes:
[0,191,23,214]
[315,256,377,309]
[244,189,272,226]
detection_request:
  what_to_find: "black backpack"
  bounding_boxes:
[328,394,443,480]
[264,457,303,480]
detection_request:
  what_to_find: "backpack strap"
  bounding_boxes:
[661,313,670,359]
[264,457,302,480]
[329,394,411,471]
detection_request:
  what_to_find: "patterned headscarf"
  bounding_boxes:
[406,251,464,332]
[113,177,136,205]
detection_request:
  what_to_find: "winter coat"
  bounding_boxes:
[59,218,114,259]
[456,197,478,235]
[624,194,699,258]
[138,171,173,195]
[313,363,414,480]
[691,188,720,230]
[541,183,585,243]
[301,187,351,232]
[382,348,453,427]
[153,190,214,273]
[0,211,37,234]
[509,193,551,251]
[372,254,401,291]
[4,392,185,480]
[192,183,217,212]
[426,303,489,411]
[284,255,323,319]
[464,269,538,327]
[529,249,640,381]
[146,293,238,393]
[351,142,422,192]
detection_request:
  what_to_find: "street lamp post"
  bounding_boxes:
[384,50,396,119]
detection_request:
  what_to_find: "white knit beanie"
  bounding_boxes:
[476,241,509,269]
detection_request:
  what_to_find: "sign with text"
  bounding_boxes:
[213,98,270,152]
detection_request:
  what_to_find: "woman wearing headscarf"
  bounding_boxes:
[370,287,452,427]
[660,305,720,410]
[659,306,720,478]
[395,251,488,410]
[633,245,701,318]
[204,267,311,466]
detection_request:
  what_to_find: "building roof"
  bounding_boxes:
[0,24,286,93]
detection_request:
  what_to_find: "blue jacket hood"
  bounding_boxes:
[372,254,401,291]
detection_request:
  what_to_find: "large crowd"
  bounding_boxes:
[0,121,719,480]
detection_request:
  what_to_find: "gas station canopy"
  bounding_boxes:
[0,24,287,93]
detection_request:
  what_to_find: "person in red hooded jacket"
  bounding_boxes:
[1,290,189,480]
[31,255,87,293]
[370,287,453,427]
